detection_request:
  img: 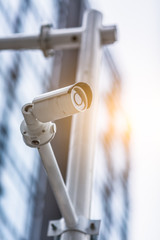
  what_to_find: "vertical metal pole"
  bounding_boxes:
[61,10,102,240]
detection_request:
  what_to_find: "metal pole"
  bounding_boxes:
[0,28,82,51]
[0,26,115,51]
[38,143,77,227]
[61,10,103,240]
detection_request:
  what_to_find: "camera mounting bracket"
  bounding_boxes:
[20,103,56,148]
[47,216,101,237]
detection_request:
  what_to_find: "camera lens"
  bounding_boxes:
[71,86,88,111]
[74,92,82,106]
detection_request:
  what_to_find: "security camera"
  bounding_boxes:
[31,82,92,123]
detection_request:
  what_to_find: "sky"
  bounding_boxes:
[90,0,160,239]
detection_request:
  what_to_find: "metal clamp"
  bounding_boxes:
[40,24,55,57]
[20,103,56,147]
[47,216,101,237]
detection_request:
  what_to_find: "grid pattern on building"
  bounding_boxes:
[92,47,131,240]
[0,1,58,239]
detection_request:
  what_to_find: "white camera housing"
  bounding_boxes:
[32,82,92,123]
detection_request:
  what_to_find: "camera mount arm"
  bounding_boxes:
[20,103,78,228]
[20,83,100,237]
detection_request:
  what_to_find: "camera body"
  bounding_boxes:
[32,82,92,122]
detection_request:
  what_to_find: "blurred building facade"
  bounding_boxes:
[0,1,58,239]
[92,48,131,240]
[0,1,130,240]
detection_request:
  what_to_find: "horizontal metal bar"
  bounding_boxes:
[48,27,83,50]
[0,27,83,51]
[0,25,116,52]
[101,25,117,45]
[0,34,39,50]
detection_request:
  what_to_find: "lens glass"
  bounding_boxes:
[71,86,88,111]
[74,92,83,106]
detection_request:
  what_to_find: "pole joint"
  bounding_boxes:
[47,216,101,237]
[40,23,55,57]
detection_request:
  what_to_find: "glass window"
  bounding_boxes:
[0,1,58,239]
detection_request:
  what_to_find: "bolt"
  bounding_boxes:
[90,222,95,230]
[51,223,57,231]
[72,35,77,42]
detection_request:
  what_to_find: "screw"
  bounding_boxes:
[51,223,57,231]
[72,35,77,42]
[90,223,95,230]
